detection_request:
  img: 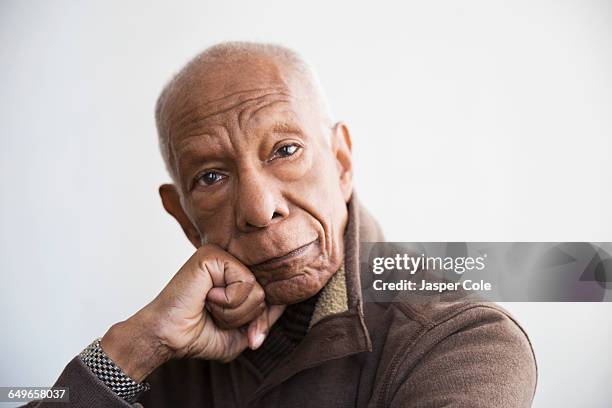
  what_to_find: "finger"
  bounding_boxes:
[201,245,258,311]
[198,244,255,289]
[207,282,266,329]
[208,285,264,326]
[247,304,286,350]
[206,279,254,308]
[166,245,237,313]
[207,301,267,331]
[247,310,269,350]
[267,304,286,326]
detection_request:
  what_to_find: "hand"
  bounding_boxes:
[100,244,285,382]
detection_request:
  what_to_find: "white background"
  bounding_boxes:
[1,0,611,406]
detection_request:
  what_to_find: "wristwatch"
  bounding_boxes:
[79,338,151,403]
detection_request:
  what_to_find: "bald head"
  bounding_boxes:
[155,41,333,180]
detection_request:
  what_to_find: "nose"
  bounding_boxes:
[234,167,288,232]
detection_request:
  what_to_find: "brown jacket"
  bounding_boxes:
[30,197,537,407]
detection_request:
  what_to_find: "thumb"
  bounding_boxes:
[267,304,286,326]
[247,304,286,350]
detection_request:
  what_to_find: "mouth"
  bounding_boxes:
[250,239,319,272]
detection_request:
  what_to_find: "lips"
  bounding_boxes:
[249,239,319,272]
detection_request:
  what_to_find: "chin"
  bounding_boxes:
[263,266,336,305]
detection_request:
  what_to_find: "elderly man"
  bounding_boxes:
[29,42,536,407]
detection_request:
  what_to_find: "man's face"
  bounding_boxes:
[159,57,353,305]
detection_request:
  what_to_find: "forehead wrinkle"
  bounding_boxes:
[175,126,228,158]
[193,87,286,109]
[238,97,292,131]
[171,88,288,132]
[170,87,284,125]
[174,90,291,141]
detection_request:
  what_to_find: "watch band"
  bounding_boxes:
[79,338,150,403]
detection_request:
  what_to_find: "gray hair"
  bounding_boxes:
[155,41,334,180]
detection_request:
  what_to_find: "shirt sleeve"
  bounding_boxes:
[21,356,141,408]
[389,306,538,408]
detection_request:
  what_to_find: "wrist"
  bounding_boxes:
[101,310,173,382]
[80,338,151,402]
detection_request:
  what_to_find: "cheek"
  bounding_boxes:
[271,147,313,182]
[189,185,228,212]
[284,149,342,201]
[190,204,234,244]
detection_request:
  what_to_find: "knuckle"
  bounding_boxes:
[227,287,246,307]
[254,287,265,303]
[226,297,239,308]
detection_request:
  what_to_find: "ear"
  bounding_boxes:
[159,184,201,248]
[330,122,353,202]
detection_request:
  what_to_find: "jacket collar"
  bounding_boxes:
[309,191,385,334]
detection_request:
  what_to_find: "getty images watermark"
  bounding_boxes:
[359,242,612,302]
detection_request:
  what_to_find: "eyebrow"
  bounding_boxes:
[269,121,303,135]
[174,137,226,176]
[177,145,221,167]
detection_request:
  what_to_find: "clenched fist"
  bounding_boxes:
[100,244,285,382]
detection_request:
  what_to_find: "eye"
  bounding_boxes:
[195,170,226,187]
[273,143,301,159]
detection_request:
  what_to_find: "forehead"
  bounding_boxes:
[164,57,314,144]
[172,88,311,158]
[179,87,295,131]
[169,87,315,188]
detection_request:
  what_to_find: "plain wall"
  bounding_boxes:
[1,0,611,406]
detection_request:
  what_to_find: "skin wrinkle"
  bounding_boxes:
[243,184,340,302]
[179,92,291,137]
[177,87,288,116]
[175,126,231,194]
[165,89,292,178]
[166,87,289,132]
[157,43,352,305]
[238,96,292,131]
[173,98,294,191]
